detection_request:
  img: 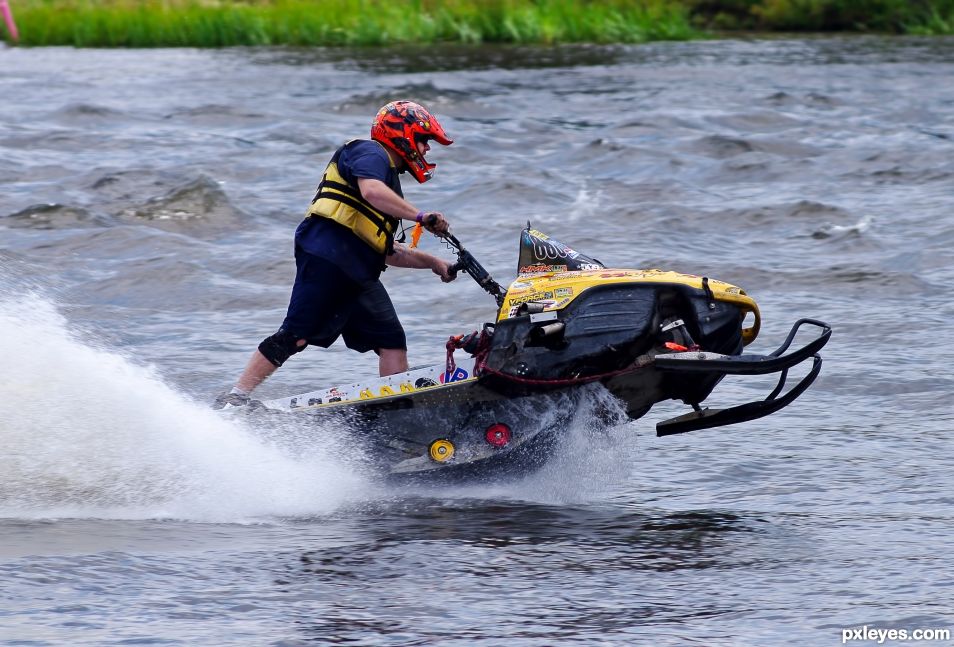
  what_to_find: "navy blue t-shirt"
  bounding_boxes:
[296,140,405,283]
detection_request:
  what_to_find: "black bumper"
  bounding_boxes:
[654,319,832,436]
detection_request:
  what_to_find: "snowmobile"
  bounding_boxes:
[255,226,831,480]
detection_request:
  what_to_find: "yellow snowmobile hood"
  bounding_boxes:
[499,268,761,345]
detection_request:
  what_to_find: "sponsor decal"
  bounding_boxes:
[554,287,573,298]
[579,263,602,270]
[508,291,554,307]
[507,301,559,317]
[399,381,414,393]
[439,367,469,383]
[510,280,533,289]
[531,239,572,260]
[519,264,560,274]
[359,388,374,399]
[379,385,395,397]
[415,377,438,388]
[521,229,603,272]
[290,396,322,408]
[328,387,347,398]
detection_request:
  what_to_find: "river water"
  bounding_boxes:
[1,37,953,646]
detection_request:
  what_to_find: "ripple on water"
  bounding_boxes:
[49,103,131,126]
[118,175,251,237]
[762,90,844,109]
[2,203,109,230]
[162,104,269,127]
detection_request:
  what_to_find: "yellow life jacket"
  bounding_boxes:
[306,142,400,255]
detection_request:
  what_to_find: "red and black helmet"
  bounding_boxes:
[371,100,453,183]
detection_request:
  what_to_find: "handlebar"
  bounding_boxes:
[425,219,506,307]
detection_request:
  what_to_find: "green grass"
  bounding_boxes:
[1,0,697,47]
[2,0,953,47]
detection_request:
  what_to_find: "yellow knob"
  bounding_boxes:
[429,439,455,463]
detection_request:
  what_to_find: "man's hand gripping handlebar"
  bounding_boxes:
[423,214,506,307]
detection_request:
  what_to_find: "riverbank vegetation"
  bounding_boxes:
[2,0,953,47]
[691,0,954,34]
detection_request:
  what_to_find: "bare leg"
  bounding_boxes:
[236,340,306,393]
[235,350,279,393]
[378,348,409,376]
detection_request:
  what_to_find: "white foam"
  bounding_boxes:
[0,293,371,522]
[496,384,638,503]
[432,384,639,505]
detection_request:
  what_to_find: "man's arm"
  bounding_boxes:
[357,177,449,234]
[386,243,456,282]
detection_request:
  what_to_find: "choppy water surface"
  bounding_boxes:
[2,37,953,645]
